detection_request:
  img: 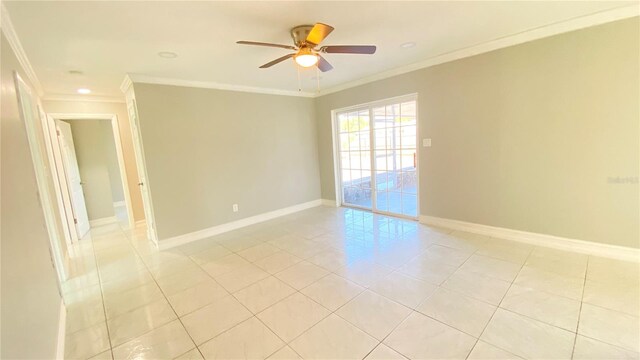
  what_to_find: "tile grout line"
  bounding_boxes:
[94,220,439,356]
[278,228,487,359]
[181,222,417,357]
[464,241,534,360]
[571,256,590,359]
[74,211,631,360]
[184,230,326,357]
[90,227,126,360]
[330,235,485,359]
[125,230,208,359]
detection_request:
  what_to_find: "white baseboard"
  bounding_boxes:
[420,215,640,262]
[56,300,66,360]
[158,199,323,250]
[113,201,126,207]
[89,216,118,227]
[321,199,338,207]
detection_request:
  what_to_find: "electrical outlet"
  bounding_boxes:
[232,204,239,212]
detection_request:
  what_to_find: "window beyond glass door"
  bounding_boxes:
[373,101,417,217]
[338,110,372,209]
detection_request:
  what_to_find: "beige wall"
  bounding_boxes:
[67,120,124,220]
[315,18,639,248]
[1,32,62,359]
[133,83,320,240]
[43,99,145,221]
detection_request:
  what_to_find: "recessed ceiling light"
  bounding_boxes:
[158,51,178,58]
[401,42,416,48]
[77,88,91,94]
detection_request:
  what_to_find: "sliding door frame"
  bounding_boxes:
[331,93,419,220]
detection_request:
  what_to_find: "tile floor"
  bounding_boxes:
[62,207,640,360]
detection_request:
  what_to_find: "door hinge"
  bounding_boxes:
[74,218,78,224]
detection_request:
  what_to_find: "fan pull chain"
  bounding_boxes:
[296,64,301,92]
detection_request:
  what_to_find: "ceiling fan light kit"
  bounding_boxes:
[294,47,318,67]
[237,22,377,75]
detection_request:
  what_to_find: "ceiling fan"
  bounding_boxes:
[237,23,376,72]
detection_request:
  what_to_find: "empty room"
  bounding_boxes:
[1,1,638,360]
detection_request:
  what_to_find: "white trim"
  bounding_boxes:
[14,72,67,283]
[47,113,136,230]
[120,74,133,94]
[331,93,420,219]
[159,200,323,250]
[89,216,118,227]
[56,300,66,360]
[113,200,126,207]
[108,115,136,227]
[318,5,640,96]
[42,94,125,104]
[2,3,636,102]
[121,5,639,100]
[321,199,338,207]
[331,93,420,114]
[124,96,160,246]
[1,4,45,97]
[38,103,76,248]
[126,74,316,98]
[420,215,640,263]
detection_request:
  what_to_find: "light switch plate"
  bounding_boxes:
[423,138,432,147]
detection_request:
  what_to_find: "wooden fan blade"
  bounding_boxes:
[317,55,333,72]
[237,41,297,50]
[320,45,376,54]
[306,23,334,45]
[259,53,295,68]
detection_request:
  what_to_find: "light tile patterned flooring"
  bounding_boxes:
[62,207,640,359]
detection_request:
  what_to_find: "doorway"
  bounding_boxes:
[47,113,135,244]
[333,94,419,219]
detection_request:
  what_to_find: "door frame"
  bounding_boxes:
[46,112,135,245]
[125,99,159,247]
[13,71,67,282]
[331,93,420,220]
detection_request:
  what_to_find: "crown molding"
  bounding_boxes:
[42,94,125,104]
[3,2,634,101]
[127,74,316,98]
[317,4,640,97]
[120,74,133,94]
[1,3,44,97]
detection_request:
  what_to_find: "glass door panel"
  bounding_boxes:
[337,98,417,219]
[338,110,371,209]
[372,100,418,218]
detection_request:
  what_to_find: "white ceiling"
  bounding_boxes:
[4,1,638,99]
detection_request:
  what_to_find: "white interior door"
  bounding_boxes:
[56,120,90,238]
[127,101,158,243]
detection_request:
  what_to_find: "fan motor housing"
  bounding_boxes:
[290,25,314,47]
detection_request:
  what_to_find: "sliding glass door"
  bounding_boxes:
[336,95,418,219]
[338,109,372,209]
[372,101,417,217]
